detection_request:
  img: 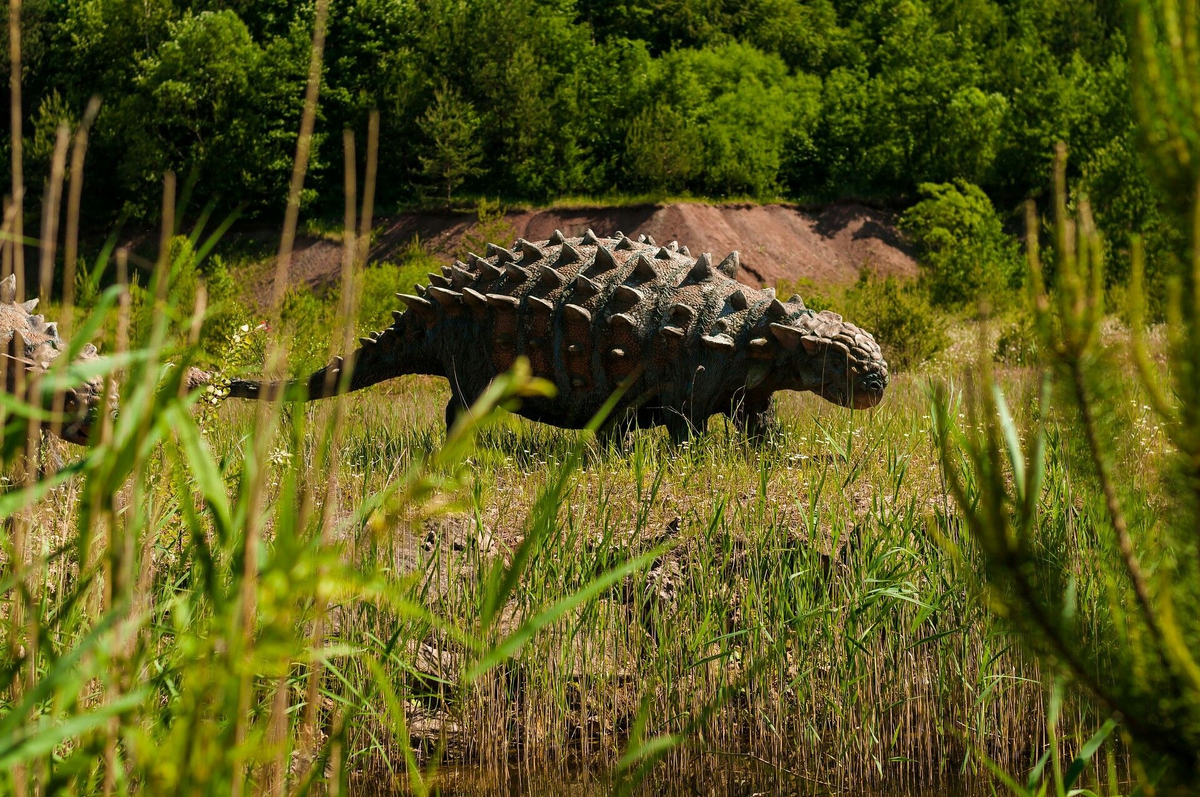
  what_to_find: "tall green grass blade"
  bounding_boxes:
[468,550,658,681]
[0,452,96,516]
[1063,719,1118,789]
[166,404,234,539]
[0,604,130,742]
[0,689,149,769]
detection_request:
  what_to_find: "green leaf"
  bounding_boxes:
[0,605,130,743]
[0,452,98,517]
[1063,718,1117,789]
[992,382,1025,503]
[617,732,685,771]
[1027,746,1052,791]
[467,551,658,681]
[976,745,1034,797]
[166,403,233,539]
[365,658,429,797]
[0,688,149,769]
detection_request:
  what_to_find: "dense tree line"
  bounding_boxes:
[0,0,1159,246]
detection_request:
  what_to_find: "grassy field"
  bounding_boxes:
[0,148,1155,791]
[2,303,1147,794]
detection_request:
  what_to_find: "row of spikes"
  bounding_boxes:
[444,228,727,279]
[460,229,691,264]
[419,244,741,301]
[399,251,766,327]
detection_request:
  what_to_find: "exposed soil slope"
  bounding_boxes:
[261,202,916,300]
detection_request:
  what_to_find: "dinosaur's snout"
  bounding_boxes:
[852,372,888,409]
[820,370,887,410]
[57,381,108,445]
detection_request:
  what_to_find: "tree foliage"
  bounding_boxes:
[417,82,485,203]
[3,0,1163,261]
[624,104,702,193]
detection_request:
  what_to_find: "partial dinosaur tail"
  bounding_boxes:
[223,355,360,401]
[222,319,430,401]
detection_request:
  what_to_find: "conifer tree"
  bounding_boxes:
[418,82,484,204]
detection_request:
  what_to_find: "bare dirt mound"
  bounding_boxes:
[259,202,916,299]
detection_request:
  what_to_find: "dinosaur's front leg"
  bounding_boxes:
[731,395,779,443]
[444,392,469,434]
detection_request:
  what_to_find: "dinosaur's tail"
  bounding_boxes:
[223,356,362,401]
[223,320,426,401]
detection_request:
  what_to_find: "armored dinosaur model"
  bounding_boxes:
[0,274,105,445]
[225,231,889,442]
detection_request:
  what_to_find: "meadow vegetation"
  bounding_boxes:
[929,7,1200,793]
[0,200,1149,795]
[2,300,1133,794]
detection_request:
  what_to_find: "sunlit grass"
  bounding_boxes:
[178,361,1124,792]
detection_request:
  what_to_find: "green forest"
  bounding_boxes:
[6,0,1152,223]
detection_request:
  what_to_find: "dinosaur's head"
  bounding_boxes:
[53,368,106,445]
[0,274,109,444]
[769,309,889,410]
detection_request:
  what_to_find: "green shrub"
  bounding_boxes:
[774,274,944,371]
[26,91,77,187]
[278,285,333,376]
[642,42,821,198]
[899,180,1022,308]
[129,235,201,345]
[1078,128,1182,314]
[198,254,255,366]
[357,254,435,335]
[417,81,485,203]
[994,313,1040,366]
[624,103,703,193]
[114,9,314,212]
[774,277,837,314]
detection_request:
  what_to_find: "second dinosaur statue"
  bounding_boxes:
[0,274,108,445]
